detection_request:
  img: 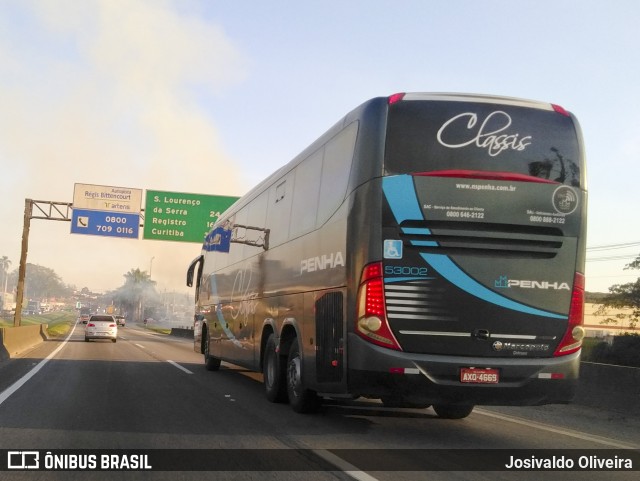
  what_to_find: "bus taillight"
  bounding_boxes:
[554,272,585,356]
[552,104,570,116]
[388,93,406,104]
[356,262,402,351]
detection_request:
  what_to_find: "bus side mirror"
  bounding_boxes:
[186,255,203,287]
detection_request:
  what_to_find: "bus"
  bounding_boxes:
[187,92,586,418]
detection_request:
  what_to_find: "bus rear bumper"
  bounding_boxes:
[346,334,580,406]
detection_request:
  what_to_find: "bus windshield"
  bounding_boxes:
[385,99,582,187]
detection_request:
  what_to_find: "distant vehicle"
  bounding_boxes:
[114,315,126,327]
[85,315,118,343]
[1,292,15,313]
[26,300,41,315]
[188,93,587,417]
[79,314,91,324]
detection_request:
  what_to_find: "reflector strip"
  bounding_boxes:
[538,373,565,379]
[389,367,420,375]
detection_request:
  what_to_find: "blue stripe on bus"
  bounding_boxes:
[382,175,567,320]
[384,277,436,283]
[421,253,567,319]
[382,175,427,225]
[409,240,439,247]
[208,275,244,346]
[401,227,432,235]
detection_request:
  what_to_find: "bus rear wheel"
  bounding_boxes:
[263,334,287,403]
[432,404,474,419]
[286,338,321,413]
[203,333,221,371]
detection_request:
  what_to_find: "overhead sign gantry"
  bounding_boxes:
[13,185,238,326]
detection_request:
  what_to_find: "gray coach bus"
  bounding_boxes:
[187,93,587,418]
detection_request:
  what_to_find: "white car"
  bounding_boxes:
[85,315,118,343]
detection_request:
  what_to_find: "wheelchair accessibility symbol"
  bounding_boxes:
[384,239,403,259]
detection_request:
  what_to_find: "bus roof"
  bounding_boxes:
[397,92,561,112]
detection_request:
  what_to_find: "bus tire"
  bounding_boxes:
[203,335,221,371]
[286,338,321,413]
[263,334,287,403]
[432,404,474,419]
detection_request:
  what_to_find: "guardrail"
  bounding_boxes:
[167,327,194,339]
[0,325,49,361]
[141,319,194,338]
[574,362,640,417]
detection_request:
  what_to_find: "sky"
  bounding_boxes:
[0,0,639,296]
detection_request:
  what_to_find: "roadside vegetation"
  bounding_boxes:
[0,310,77,338]
[594,255,640,329]
[144,326,171,335]
[583,253,640,367]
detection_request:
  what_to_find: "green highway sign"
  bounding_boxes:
[143,190,239,243]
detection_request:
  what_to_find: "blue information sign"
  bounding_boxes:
[71,209,140,239]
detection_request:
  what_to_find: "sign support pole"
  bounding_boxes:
[12,199,72,327]
[14,199,33,327]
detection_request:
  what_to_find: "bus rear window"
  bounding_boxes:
[384,100,582,187]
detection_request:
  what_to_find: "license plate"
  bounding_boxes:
[460,367,499,384]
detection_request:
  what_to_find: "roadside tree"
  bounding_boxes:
[109,268,158,322]
[595,255,640,329]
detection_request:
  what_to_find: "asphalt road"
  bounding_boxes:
[0,323,638,480]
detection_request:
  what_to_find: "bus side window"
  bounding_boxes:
[266,171,294,247]
[275,181,286,203]
[290,149,322,238]
[317,122,358,227]
[228,208,247,265]
[244,191,268,257]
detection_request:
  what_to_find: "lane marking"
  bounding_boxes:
[475,408,639,449]
[0,322,78,407]
[312,449,380,481]
[167,360,193,375]
[135,343,145,349]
